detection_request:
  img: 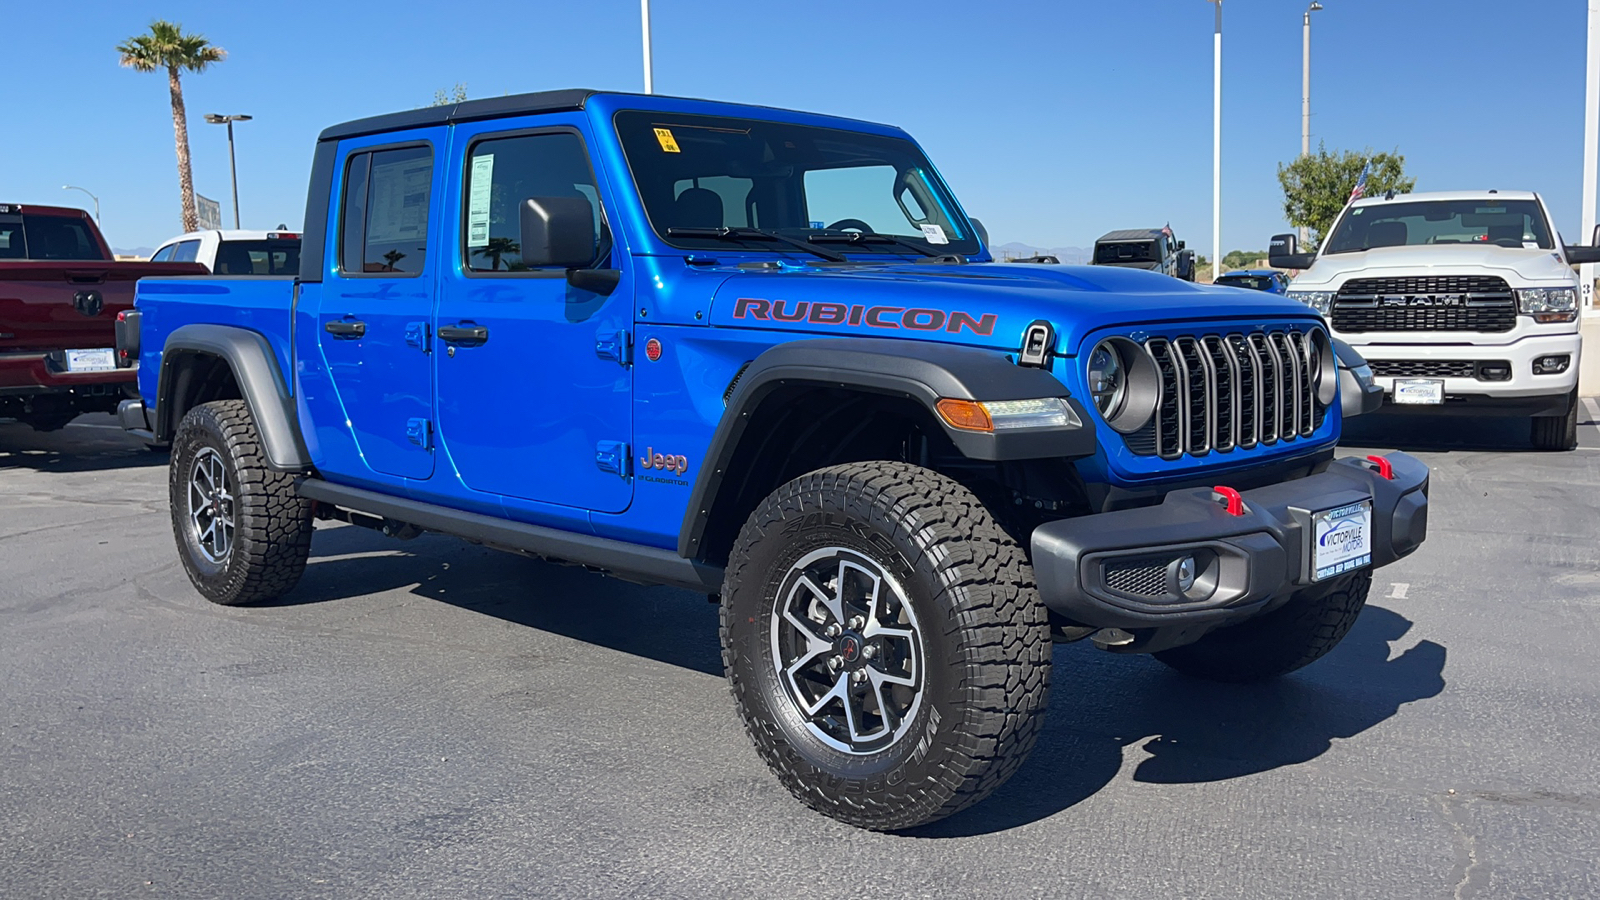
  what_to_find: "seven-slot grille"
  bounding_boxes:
[1126,329,1327,460]
[1332,276,1517,334]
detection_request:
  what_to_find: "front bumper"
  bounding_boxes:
[1354,332,1580,406]
[1031,453,1427,634]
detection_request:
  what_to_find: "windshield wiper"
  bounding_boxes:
[666,226,847,263]
[807,229,947,259]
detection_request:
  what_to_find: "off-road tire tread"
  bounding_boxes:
[170,400,313,605]
[1154,569,1372,683]
[721,461,1050,831]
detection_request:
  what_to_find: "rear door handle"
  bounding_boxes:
[437,324,489,345]
[324,319,366,339]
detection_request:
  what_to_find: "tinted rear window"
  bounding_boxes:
[1095,241,1157,264]
[213,240,301,275]
[0,213,107,260]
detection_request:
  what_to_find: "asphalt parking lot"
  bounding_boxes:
[3,410,1599,899]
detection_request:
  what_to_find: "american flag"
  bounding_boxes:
[1349,161,1371,201]
[1161,222,1173,237]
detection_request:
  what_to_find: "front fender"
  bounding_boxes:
[156,323,310,470]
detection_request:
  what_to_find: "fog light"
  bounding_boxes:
[1533,355,1571,375]
[1170,555,1197,593]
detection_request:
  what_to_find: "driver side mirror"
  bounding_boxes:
[1268,232,1316,269]
[1176,240,1186,251]
[969,217,990,248]
[519,196,599,269]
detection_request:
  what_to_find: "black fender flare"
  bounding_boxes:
[155,323,311,471]
[678,337,1097,559]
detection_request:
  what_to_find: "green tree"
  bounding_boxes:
[1277,144,1416,248]
[117,21,227,234]
[1221,249,1267,271]
[430,83,468,107]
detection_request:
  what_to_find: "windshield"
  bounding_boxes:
[212,239,301,275]
[1324,199,1554,254]
[0,212,107,260]
[1217,274,1274,291]
[614,111,978,257]
[1094,241,1157,264]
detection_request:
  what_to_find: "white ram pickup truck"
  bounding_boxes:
[1270,190,1600,450]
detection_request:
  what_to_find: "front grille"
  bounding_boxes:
[1332,276,1516,333]
[1103,557,1173,598]
[1368,359,1510,380]
[1127,328,1327,460]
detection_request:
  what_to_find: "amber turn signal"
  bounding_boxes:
[935,398,994,432]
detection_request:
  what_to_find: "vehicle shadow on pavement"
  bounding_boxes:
[911,605,1447,838]
[286,523,725,676]
[0,418,168,472]
[1342,412,1546,452]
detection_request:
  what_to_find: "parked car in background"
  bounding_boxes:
[1215,269,1290,294]
[1092,227,1195,280]
[1272,190,1599,450]
[150,229,301,275]
[0,203,203,431]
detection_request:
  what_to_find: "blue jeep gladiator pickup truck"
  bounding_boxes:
[119,89,1425,831]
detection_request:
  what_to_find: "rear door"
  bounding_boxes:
[431,116,634,512]
[311,130,444,481]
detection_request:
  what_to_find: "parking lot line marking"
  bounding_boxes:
[1584,397,1600,424]
[1389,582,1410,599]
[65,422,127,431]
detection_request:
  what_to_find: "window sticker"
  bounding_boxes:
[467,154,494,248]
[653,128,681,153]
[366,155,432,245]
[1476,207,1507,214]
[920,223,949,245]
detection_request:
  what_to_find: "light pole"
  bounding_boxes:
[641,0,654,94]
[1300,2,1323,244]
[61,185,99,224]
[203,113,252,229]
[1583,0,1599,318]
[1209,0,1222,280]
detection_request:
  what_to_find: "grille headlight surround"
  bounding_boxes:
[1517,286,1578,323]
[1287,290,1335,315]
[1087,337,1161,435]
[1310,329,1338,406]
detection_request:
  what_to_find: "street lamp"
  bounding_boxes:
[1208,0,1222,280]
[641,0,654,94]
[1301,2,1323,244]
[61,185,99,223]
[203,113,252,229]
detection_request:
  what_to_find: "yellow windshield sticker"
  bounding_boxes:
[654,128,681,153]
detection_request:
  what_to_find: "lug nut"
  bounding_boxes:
[862,645,877,660]
[827,656,843,671]
[847,616,865,630]
[850,669,867,685]
[824,623,842,638]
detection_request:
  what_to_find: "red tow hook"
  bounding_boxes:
[1364,455,1395,480]
[1212,485,1246,516]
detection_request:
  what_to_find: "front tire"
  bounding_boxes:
[169,400,313,605]
[1154,570,1372,683]
[1531,388,1578,451]
[721,461,1050,830]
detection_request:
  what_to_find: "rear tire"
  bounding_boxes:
[1531,389,1578,451]
[721,461,1050,831]
[1154,570,1372,683]
[169,400,313,605]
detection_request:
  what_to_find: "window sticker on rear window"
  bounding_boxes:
[467,154,494,248]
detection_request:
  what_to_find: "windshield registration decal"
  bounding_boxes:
[733,298,996,336]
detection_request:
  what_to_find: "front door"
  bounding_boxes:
[315,132,443,481]
[432,117,634,512]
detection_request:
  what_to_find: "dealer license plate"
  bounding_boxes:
[1311,500,1372,582]
[1392,378,1443,405]
[65,348,117,373]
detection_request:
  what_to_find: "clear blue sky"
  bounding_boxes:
[1,0,1592,254]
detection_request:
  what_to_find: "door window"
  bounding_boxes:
[171,240,201,263]
[463,132,601,272]
[150,244,176,262]
[339,145,434,275]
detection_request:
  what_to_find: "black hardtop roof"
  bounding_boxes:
[1096,228,1164,243]
[316,88,899,143]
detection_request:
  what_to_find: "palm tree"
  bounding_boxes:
[474,236,520,271]
[117,21,226,233]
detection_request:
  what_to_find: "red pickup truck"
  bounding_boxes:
[1,203,203,431]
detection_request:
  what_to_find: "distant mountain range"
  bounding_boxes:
[991,242,1092,265]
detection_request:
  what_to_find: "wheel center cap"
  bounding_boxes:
[837,633,863,664]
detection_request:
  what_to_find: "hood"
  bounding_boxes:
[1295,245,1577,289]
[707,261,1319,356]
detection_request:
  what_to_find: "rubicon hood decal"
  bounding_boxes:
[733,297,997,336]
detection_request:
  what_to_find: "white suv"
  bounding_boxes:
[1270,190,1596,450]
[149,230,300,276]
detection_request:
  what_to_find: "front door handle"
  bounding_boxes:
[437,324,489,345]
[324,319,366,339]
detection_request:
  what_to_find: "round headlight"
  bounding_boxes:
[1086,337,1160,434]
[1087,341,1126,417]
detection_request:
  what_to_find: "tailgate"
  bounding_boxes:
[0,262,205,352]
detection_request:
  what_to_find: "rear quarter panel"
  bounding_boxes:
[134,276,298,402]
